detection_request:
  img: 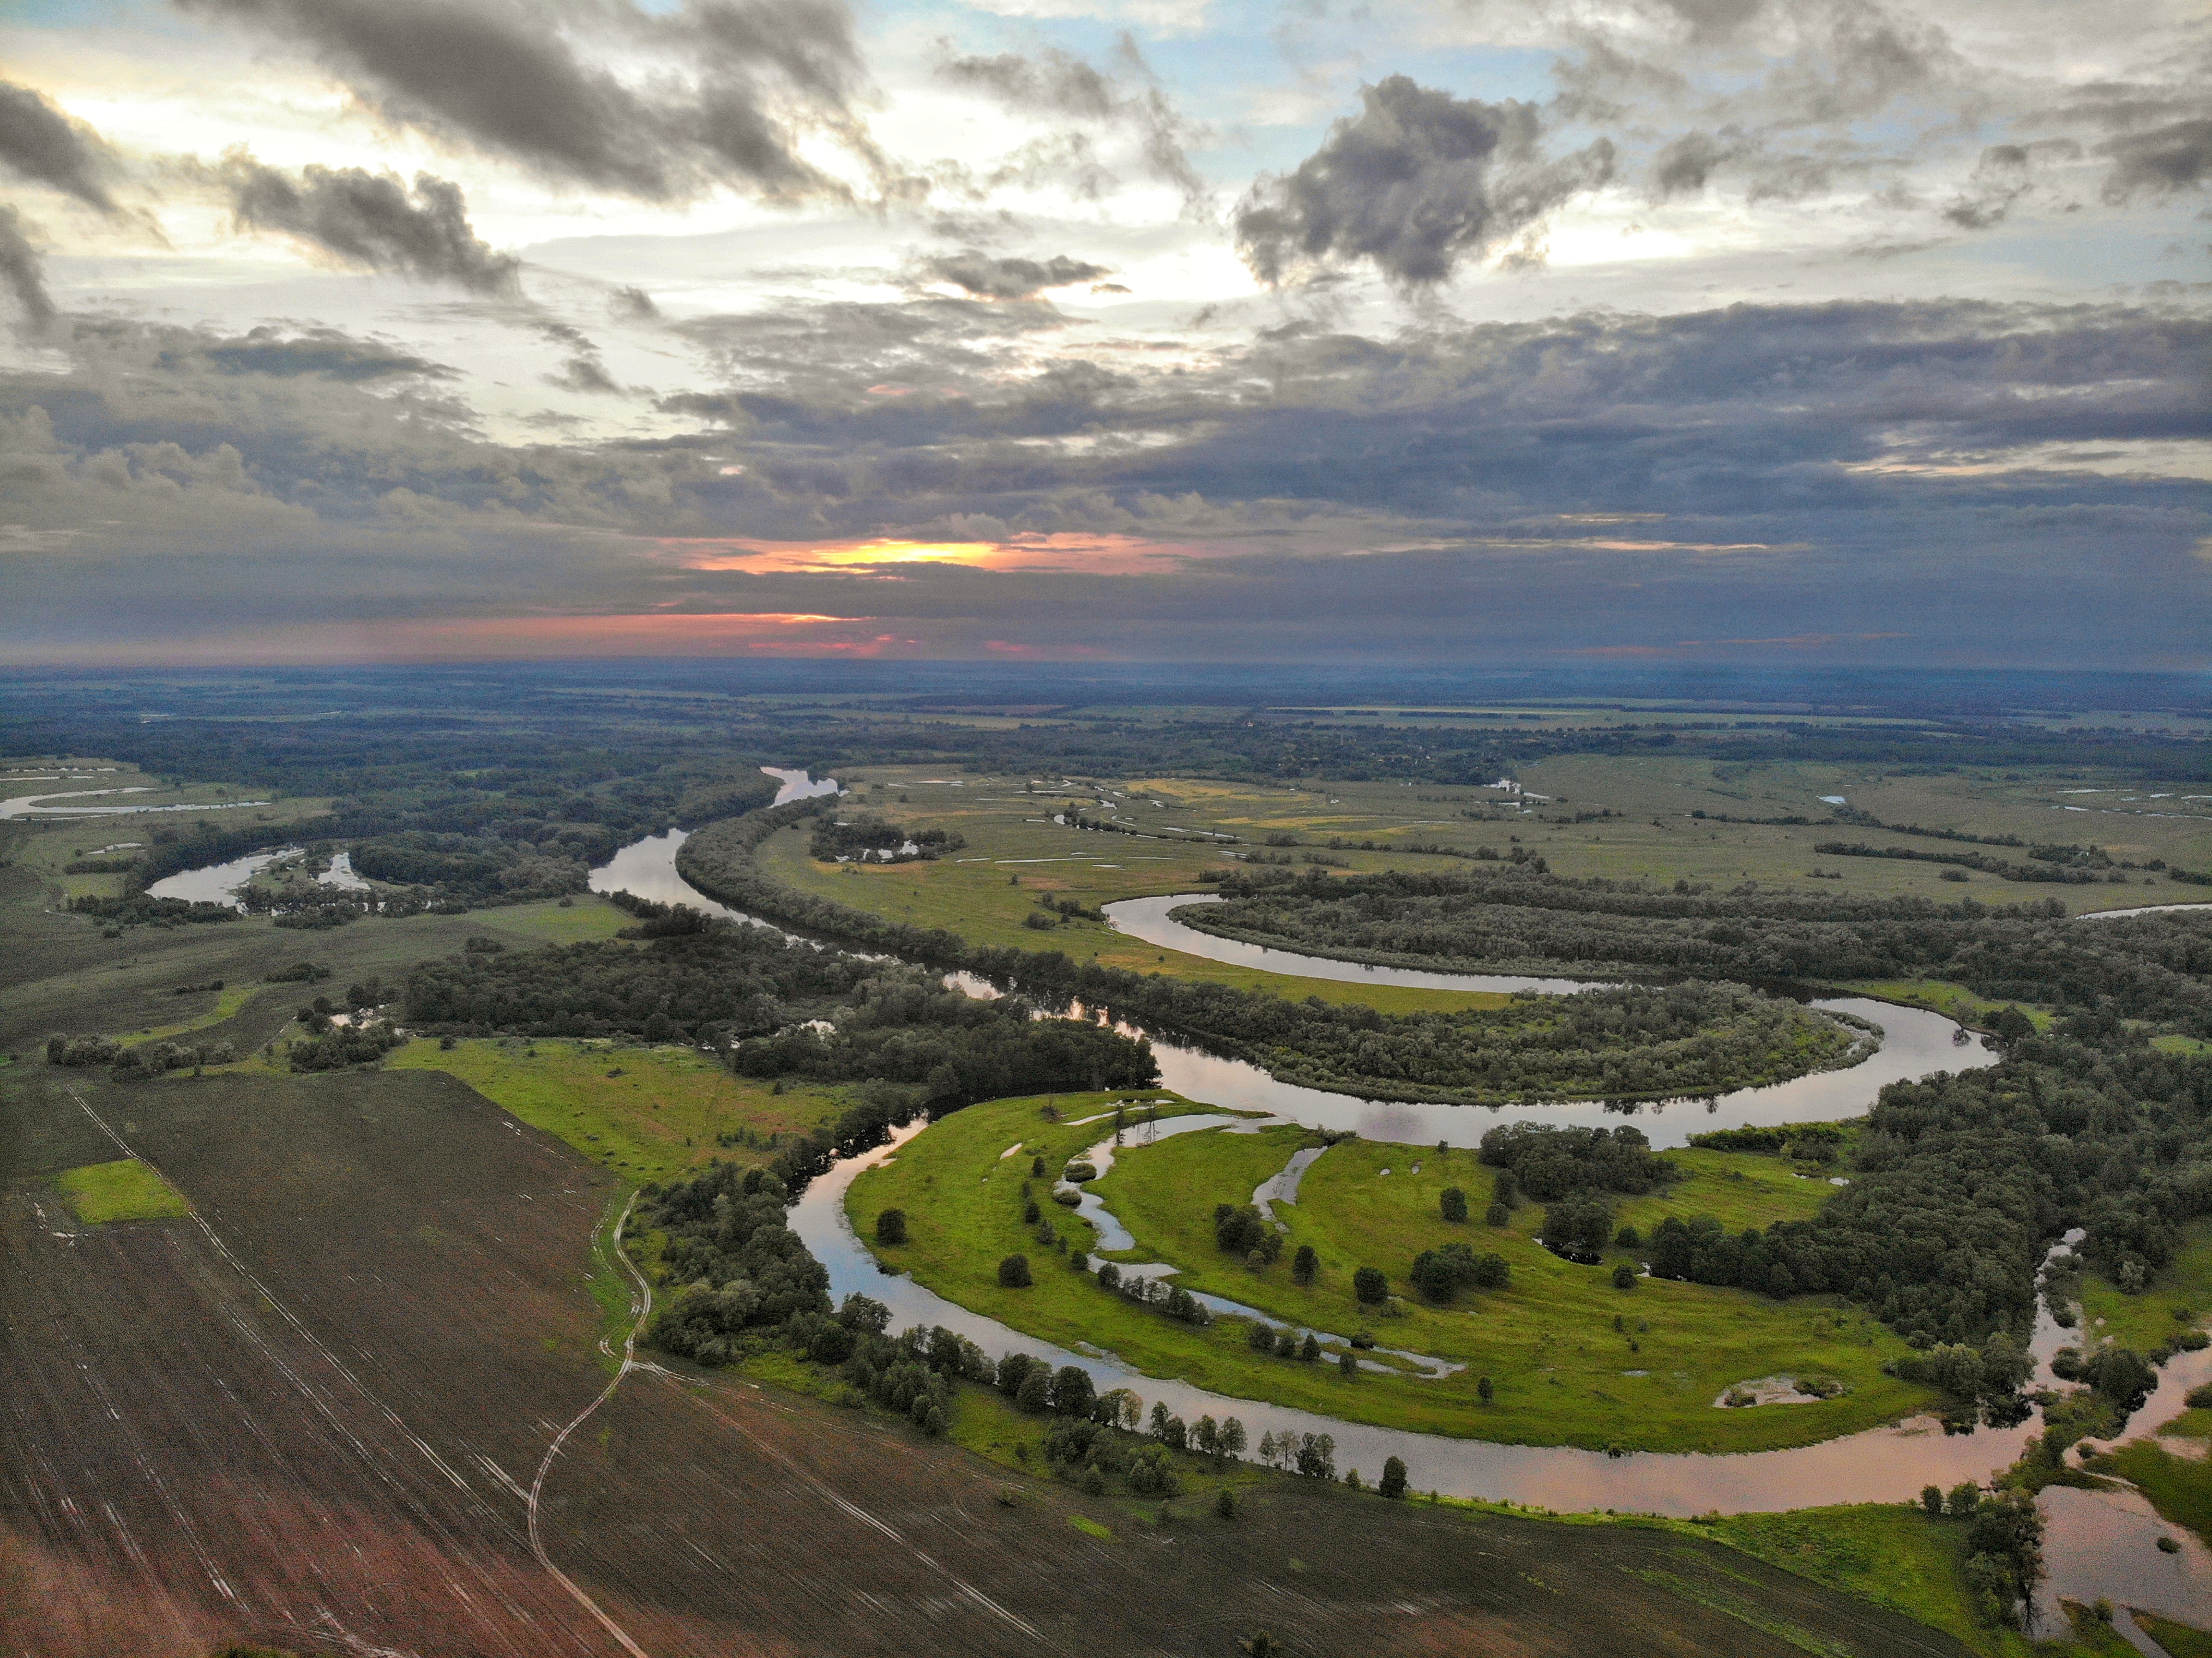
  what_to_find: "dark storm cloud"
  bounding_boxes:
[189,325,457,380]
[1236,78,1615,286]
[0,206,55,329]
[2,296,2206,664]
[219,159,521,292]
[917,250,1113,300]
[182,0,868,203]
[2099,119,2212,202]
[0,79,121,214]
[610,285,661,321]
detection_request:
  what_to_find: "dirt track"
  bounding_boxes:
[0,1066,1970,1657]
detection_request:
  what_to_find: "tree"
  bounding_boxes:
[1921,1485,1944,1516]
[1217,1487,1239,1519]
[1947,1481,1981,1519]
[1031,1155,1045,1176]
[875,1208,907,1246]
[1051,1365,1096,1417]
[1339,1350,1359,1378]
[837,1293,890,1333]
[1612,1263,1638,1290]
[1477,1374,1494,1404]
[1486,1202,1511,1227]
[1440,1186,1468,1223]
[1194,1415,1221,1461]
[1379,1455,1408,1499]
[1300,1332,1322,1362]
[1015,1367,1051,1414]
[998,1253,1032,1288]
[1221,1417,1246,1461]
[1353,1266,1388,1304]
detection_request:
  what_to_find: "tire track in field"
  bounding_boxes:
[524,1191,655,1658]
[60,1083,646,1657]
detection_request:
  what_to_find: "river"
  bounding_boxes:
[578,805,2212,1536]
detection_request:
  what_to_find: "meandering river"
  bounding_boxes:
[576,800,2212,1536]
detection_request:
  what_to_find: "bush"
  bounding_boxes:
[1485,1202,1510,1227]
[1352,1266,1389,1304]
[1440,1186,1468,1223]
[1612,1263,1638,1290]
[998,1253,1033,1288]
[875,1208,907,1246]
[1292,1244,1318,1284]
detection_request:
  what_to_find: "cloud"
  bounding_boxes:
[189,325,458,380]
[1650,129,1746,198]
[0,78,121,214]
[219,158,521,292]
[549,355,623,394]
[0,206,55,330]
[181,0,870,204]
[936,46,1209,211]
[2100,118,2212,203]
[610,285,661,321]
[1236,77,1615,286]
[917,250,1113,300]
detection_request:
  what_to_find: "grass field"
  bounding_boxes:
[388,1037,852,1184]
[757,820,1516,1015]
[847,1092,1932,1452]
[1708,1504,2039,1658]
[52,1157,190,1222]
[2078,1222,2212,1356]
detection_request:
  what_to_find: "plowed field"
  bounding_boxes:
[0,1065,1970,1657]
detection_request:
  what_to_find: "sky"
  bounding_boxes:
[0,0,2206,670]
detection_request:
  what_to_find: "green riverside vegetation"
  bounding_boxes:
[846,1092,1933,1451]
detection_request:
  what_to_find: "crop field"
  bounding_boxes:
[0,1061,1973,1657]
[847,1094,1931,1452]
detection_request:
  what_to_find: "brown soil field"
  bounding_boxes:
[0,1063,1973,1657]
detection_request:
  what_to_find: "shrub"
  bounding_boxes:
[1352,1266,1389,1304]
[998,1254,1033,1288]
[1485,1202,1510,1227]
[1440,1186,1468,1223]
[1612,1263,1638,1290]
[1379,1455,1408,1499]
[1338,1351,1359,1378]
[1292,1244,1318,1284]
[875,1208,907,1246]
[1216,1487,1239,1519]
[1247,1321,1277,1352]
